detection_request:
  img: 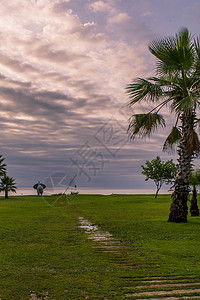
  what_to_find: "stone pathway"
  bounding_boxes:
[78,217,200,299]
[124,276,200,299]
[78,216,127,254]
[78,216,136,271]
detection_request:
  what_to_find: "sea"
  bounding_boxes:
[1,187,171,196]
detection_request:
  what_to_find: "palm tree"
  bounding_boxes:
[0,175,17,198]
[0,154,6,177]
[126,28,200,223]
[189,169,200,216]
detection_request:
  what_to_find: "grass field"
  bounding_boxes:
[0,193,200,299]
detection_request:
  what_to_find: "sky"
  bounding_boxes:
[1,0,200,190]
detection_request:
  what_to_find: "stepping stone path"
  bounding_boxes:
[78,216,127,255]
[123,276,200,298]
[78,216,134,270]
[78,216,200,299]
[123,276,200,299]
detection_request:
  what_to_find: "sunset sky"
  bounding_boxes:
[1,0,200,190]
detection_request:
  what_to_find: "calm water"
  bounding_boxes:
[2,187,171,196]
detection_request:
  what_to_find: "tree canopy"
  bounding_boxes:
[141,156,177,198]
[0,175,17,198]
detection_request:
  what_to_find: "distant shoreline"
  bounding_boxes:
[1,187,172,196]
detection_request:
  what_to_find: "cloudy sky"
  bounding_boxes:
[1,0,200,190]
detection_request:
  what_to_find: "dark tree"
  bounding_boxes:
[190,169,200,216]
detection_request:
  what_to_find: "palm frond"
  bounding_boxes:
[171,96,196,112]
[126,78,163,105]
[163,126,181,152]
[176,28,191,48]
[127,113,165,139]
[187,75,200,90]
[194,36,200,59]
[187,128,200,156]
[0,175,17,192]
[149,28,195,74]
[194,36,200,77]
[149,76,174,87]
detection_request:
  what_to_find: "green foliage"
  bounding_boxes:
[0,154,17,198]
[149,28,194,74]
[141,156,177,197]
[190,169,200,187]
[126,28,200,154]
[0,174,17,198]
[126,77,163,104]
[163,126,182,152]
[128,113,165,138]
[190,169,200,217]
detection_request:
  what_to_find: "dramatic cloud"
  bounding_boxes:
[0,0,199,191]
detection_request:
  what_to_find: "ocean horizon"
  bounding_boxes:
[1,187,172,196]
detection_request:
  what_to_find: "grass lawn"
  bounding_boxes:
[0,194,200,299]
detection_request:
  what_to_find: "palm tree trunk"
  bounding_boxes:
[190,186,199,216]
[168,114,192,223]
[5,190,8,198]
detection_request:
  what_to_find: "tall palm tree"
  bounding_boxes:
[189,169,200,216]
[126,28,200,223]
[0,175,17,198]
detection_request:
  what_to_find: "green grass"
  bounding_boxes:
[0,194,200,299]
